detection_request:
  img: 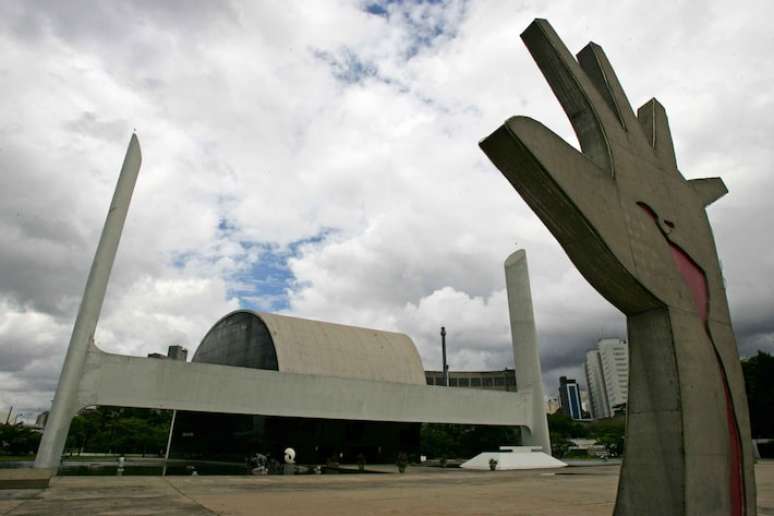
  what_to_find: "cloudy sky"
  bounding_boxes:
[1,0,773,419]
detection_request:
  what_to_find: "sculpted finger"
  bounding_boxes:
[480,116,644,312]
[521,19,617,173]
[480,116,615,242]
[689,177,728,206]
[577,43,651,153]
[637,98,679,171]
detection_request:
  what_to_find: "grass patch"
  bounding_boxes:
[0,455,34,462]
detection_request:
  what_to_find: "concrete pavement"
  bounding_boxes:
[1,462,772,515]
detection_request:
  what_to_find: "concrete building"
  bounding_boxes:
[584,338,629,420]
[175,249,552,463]
[175,311,427,462]
[598,339,628,412]
[33,131,553,474]
[424,369,516,391]
[584,349,610,419]
[195,311,426,383]
[148,345,189,361]
[167,345,188,362]
[558,377,583,420]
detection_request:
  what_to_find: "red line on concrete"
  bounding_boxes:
[638,202,743,516]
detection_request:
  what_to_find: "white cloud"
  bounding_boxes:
[1,0,772,418]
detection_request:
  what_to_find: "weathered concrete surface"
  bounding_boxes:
[0,477,214,515]
[0,469,54,490]
[35,136,142,470]
[3,462,772,516]
[505,250,551,454]
[480,19,756,515]
[76,346,532,427]
[200,311,428,385]
[760,462,774,516]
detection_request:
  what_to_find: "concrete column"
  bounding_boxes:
[34,135,142,469]
[504,250,551,454]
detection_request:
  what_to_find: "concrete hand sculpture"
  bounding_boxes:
[480,19,755,516]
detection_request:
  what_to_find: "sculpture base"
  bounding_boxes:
[460,446,566,470]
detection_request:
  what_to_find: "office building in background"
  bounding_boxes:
[558,376,583,420]
[584,338,629,419]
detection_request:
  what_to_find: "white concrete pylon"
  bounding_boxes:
[504,250,551,454]
[34,135,142,469]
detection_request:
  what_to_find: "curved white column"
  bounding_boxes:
[34,135,142,469]
[505,250,551,454]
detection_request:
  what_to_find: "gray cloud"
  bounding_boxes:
[1,0,772,418]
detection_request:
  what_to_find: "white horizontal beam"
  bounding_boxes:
[78,347,532,428]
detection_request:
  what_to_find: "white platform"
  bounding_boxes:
[460,446,566,470]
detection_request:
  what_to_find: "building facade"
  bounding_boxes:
[424,369,517,391]
[174,310,425,464]
[584,338,629,419]
[148,345,189,361]
[167,345,188,361]
[584,349,610,419]
[558,376,583,420]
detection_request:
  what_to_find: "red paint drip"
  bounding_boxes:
[723,375,744,516]
[638,203,743,516]
[669,244,708,322]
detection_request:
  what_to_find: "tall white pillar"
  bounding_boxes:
[34,135,142,469]
[504,249,551,454]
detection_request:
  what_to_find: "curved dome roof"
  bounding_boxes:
[194,310,426,385]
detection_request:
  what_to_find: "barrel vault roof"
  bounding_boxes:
[199,310,426,385]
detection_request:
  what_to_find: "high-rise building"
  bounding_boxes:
[585,349,610,419]
[584,338,629,419]
[167,345,188,362]
[579,389,592,419]
[147,345,189,361]
[558,376,583,420]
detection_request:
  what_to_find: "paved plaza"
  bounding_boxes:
[1,462,772,516]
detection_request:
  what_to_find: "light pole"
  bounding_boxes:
[162,409,177,476]
[440,326,449,387]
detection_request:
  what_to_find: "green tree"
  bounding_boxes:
[547,413,589,438]
[420,424,520,459]
[549,432,572,458]
[741,351,774,438]
[548,413,627,457]
[594,431,624,457]
[420,423,460,458]
[0,423,41,455]
[63,406,171,456]
[459,425,520,456]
